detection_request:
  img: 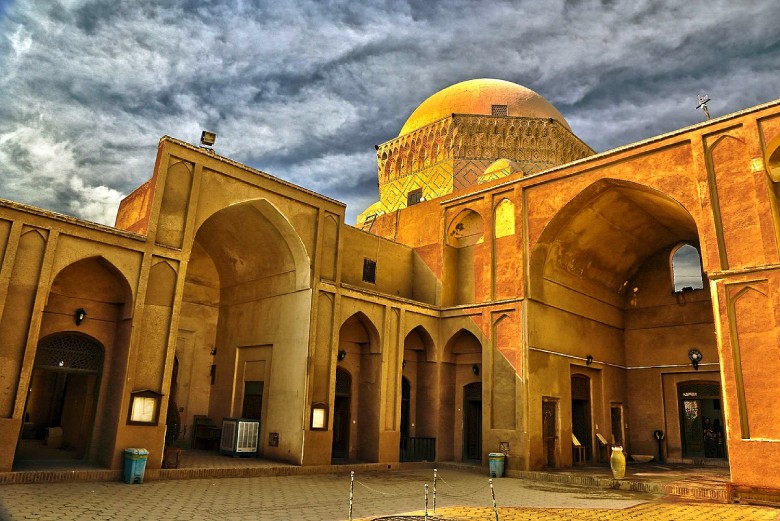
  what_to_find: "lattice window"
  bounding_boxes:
[491,104,508,117]
[35,334,103,373]
[362,258,377,284]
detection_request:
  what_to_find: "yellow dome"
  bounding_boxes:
[399,78,571,136]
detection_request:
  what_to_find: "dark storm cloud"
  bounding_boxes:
[1,0,778,225]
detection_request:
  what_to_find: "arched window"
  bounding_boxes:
[671,244,704,292]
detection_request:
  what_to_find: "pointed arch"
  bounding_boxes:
[443,328,482,363]
[670,243,704,292]
[529,178,700,304]
[339,311,381,354]
[146,261,177,307]
[447,208,484,247]
[494,198,515,238]
[403,324,435,362]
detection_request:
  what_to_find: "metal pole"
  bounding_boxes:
[424,483,429,519]
[489,478,499,521]
[349,471,354,521]
[433,468,437,513]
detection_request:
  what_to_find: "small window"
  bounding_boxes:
[491,104,508,117]
[671,244,704,292]
[362,258,377,284]
[407,188,423,206]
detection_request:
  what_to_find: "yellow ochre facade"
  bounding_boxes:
[2,78,780,499]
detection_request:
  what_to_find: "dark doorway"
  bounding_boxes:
[679,382,726,459]
[332,368,351,461]
[463,382,482,462]
[17,333,103,464]
[610,404,624,447]
[400,377,410,439]
[543,399,558,467]
[571,374,592,461]
[165,357,181,445]
[241,381,264,420]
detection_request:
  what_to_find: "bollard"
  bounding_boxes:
[424,483,429,520]
[349,471,354,521]
[433,468,437,513]
[489,478,499,521]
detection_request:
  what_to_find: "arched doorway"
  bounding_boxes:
[441,329,482,462]
[18,333,103,462]
[331,368,351,461]
[679,382,726,459]
[571,374,592,461]
[400,325,436,462]
[463,382,482,461]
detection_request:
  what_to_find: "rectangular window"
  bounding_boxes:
[491,104,508,116]
[362,258,377,284]
[407,188,423,206]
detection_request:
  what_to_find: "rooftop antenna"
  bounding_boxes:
[696,95,711,120]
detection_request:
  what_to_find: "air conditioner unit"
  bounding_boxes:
[220,418,260,457]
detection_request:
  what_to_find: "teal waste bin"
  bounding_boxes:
[488,452,505,477]
[123,448,149,484]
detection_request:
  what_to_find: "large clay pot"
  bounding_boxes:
[610,446,626,479]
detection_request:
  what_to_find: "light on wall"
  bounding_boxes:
[688,349,703,370]
[472,364,480,375]
[585,355,593,366]
[74,308,87,326]
[337,350,347,362]
[127,389,163,425]
[310,403,328,430]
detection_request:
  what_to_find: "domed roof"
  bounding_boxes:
[399,78,571,136]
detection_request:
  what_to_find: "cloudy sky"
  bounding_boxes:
[1,0,778,226]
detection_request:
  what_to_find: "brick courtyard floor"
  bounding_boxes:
[0,467,777,521]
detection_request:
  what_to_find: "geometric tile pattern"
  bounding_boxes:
[359,114,595,226]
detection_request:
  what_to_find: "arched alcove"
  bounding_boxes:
[440,329,483,462]
[179,198,312,464]
[527,178,720,466]
[335,312,381,462]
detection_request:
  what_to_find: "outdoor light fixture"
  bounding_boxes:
[585,355,593,366]
[402,359,406,369]
[74,308,87,326]
[337,350,347,362]
[200,130,216,147]
[210,347,217,356]
[688,349,703,370]
[472,364,480,375]
[310,403,328,430]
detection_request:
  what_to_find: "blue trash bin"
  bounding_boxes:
[123,448,149,484]
[488,452,505,478]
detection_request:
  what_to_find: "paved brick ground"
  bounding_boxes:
[0,468,776,520]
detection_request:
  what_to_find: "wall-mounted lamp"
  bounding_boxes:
[337,350,347,362]
[74,308,87,326]
[200,130,216,147]
[402,359,406,369]
[688,349,703,370]
[585,355,593,366]
[210,347,217,356]
[472,364,480,375]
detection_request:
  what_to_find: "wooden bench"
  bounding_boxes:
[572,434,585,465]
